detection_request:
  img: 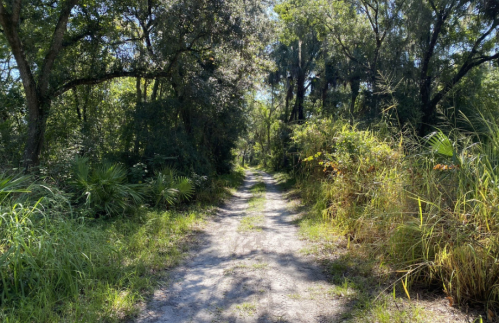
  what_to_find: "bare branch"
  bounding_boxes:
[471,21,499,55]
[430,51,499,107]
[362,1,377,34]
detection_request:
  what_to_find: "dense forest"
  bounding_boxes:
[0,0,498,321]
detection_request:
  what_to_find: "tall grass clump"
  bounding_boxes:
[398,123,499,307]
[0,173,214,322]
[292,117,499,309]
[0,160,244,321]
[0,176,115,321]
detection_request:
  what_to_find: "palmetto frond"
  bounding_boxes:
[427,130,454,157]
[70,158,144,216]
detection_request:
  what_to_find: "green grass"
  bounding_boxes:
[235,302,257,316]
[239,179,266,232]
[295,214,451,322]
[224,262,268,275]
[249,181,266,194]
[248,181,266,209]
[282,118,496,320]
[272,171,296,191]
[251,262,268,270]
[0,168,245,322]
[0,205,214,322]
[238,214,265,232]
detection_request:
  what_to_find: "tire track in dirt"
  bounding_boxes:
[136,171,344,323]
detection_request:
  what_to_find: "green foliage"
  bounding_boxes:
[0,195,210,322]
[147,168,194,206]
[70,157,144,216]
[195,167,245,203]
[295,119,404,241]
[0,164,241,322]
[249,182,266,195]
[0,174,31,201]
[0,202,112,315]
[427,130,454,158]
[291,117,499,308]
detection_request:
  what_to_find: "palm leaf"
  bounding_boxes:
[173,177,194,201]
[427,131,454,157]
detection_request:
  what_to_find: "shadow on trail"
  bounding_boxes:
[137,171,345,322]
[141,250,341,322]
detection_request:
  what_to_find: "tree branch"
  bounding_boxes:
[362,1,377,33]
[0,0,38,105]
[38,0,80,97]
[53,70,155,97]
[430,51,499,108]
[471,21,498,55]
[62,24,102,47]
[12,0,22,22]
[53,33,214,98]
[427,0,438,14]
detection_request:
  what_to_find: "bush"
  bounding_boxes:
[70,157,144,216]
[195,167,245,203]
[292,118,499,308]
[294,121,405,242]
[147,167,194,206]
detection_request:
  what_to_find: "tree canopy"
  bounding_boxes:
[0,0,498,171]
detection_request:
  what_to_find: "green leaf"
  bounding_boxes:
[427,131,454,157]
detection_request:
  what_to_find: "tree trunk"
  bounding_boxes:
[143,79,148,102]
[295,68,306,121]
[0,0,79,169]
[350,78,360,125]
[290,39,306,122]
[151,78,160,101]
[24,99,50,169]
[133,77,142,155]
[417,8,448,136]
[284,77,293,122]
[322,82,328,115]
[419,75,434,135]
[73,88,82,121]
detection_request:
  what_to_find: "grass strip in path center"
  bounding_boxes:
[238,174,266,232]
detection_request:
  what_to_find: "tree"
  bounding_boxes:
[0,0,261,169]
[274,0,323,123]
[410,0,499,134]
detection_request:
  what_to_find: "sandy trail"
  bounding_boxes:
[137,171,342,323]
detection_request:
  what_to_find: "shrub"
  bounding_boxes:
[70,157,144,216]
[292,118,499,308]
[294,121,406,242]
[147,167,194,206]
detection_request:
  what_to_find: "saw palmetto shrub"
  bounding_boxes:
[147,167,195,206]
[69,157,145,216]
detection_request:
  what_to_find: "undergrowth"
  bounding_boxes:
[0,164,245,322]
[286,117,499,319]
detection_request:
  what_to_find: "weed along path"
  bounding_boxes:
[137,171,342,322]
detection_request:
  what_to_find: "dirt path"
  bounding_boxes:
[137,171,342,322]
